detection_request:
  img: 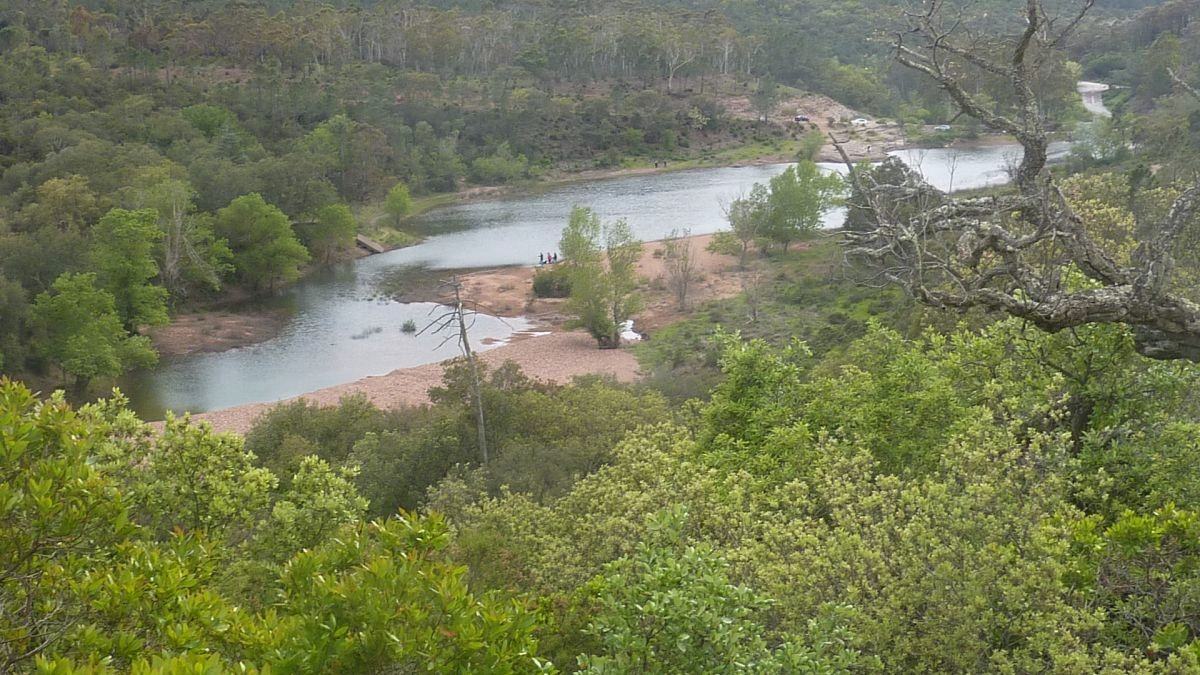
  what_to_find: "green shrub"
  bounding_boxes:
[533,266,572,298]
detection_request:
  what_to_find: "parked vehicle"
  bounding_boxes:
[794,114,811,122]
[933,124,952,131]
[851,117,870,127]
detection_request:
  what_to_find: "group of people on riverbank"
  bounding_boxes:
[539,252,559,265]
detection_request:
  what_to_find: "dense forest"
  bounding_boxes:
[8,0,1200,672]
[0,0,1136,388]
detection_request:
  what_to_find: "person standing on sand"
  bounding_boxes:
[539,253,545,264]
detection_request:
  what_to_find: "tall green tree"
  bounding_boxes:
[215,193,310,292]
[760,162,843,251]
[31,273,156,395]
[89,208,169,332]
[384,181,413,226]
[560,207,642,348]
[724,184,769,266]
[298,202,356,264]
[127,175,233,301]
[751,77,780,122]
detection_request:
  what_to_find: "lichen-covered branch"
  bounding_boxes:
[843,0,1200,361]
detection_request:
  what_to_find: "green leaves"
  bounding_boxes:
[559,207,642,348]
[214,194,309,292]
[31,273,157,394]
[0,381,133,670]
[758,163,844,252]
[89,208,169,331]
[265,514,550,674]
[577,508,860,674]
[1,380,553,672]
[1069,505,1200,659]
[383,182,412,225]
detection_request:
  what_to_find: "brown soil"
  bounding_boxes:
[181,233,754,435]
[724,90,906,162]
[188,331,640,435]
[426,233,755,333]
[149,309,291,358]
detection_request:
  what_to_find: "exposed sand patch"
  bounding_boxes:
[181,234,756,436]
[442,233,753,334]
[188,331,640,435]
[723,90,906,162]
[149,309,291,358]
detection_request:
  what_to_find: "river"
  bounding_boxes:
[121,106,1083,418]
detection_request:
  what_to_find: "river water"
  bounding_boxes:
[122,116,1077,417]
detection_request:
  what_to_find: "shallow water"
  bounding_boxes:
[122,137,1069,418]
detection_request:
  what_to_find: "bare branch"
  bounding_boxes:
[846,0,1200,360]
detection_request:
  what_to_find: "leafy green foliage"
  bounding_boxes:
[0,380,552,672]
[0,381,133,671]
[577,508,862,674]
[470,142,531,185]
[31,273,156,394]
[757,162,843,251]
[267,514,551,673]
[1069,505,1200,661]
[297,202,356,264]
[383,181,413,226]
[532,266,572,298]
[89,208,169,331]
[255,456,368,562]
[560,207,643,348]
[214,194,310,291]
[108,414,277,538]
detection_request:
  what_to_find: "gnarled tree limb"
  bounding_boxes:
[843,0,1200,360]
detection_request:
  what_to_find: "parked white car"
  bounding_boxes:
[851,117,870,127]
[933,124,952,131]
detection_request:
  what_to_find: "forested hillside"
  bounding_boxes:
[8,0,1200,672]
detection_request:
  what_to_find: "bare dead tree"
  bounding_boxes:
[420,276,489,463]
[662,228,699,310]
[740,266,765,323]
[841,0,1200,361]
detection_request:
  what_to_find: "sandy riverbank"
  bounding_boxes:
[188,330,640,435]
[148,308,292,358]
[415,232,753,332]
[186,232,751,435]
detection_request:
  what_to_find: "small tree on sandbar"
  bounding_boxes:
[560,207,642,349]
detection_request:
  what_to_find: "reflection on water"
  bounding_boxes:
[887,141,1070,192]
[125,141,1047,418]
[385,163,838,270]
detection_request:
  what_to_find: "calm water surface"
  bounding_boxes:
[124,140,1063,418]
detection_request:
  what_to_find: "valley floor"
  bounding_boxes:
[187,232,755,433]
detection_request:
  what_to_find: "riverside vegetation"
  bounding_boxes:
[9,0,1200,672]
[0,0,1115,394]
